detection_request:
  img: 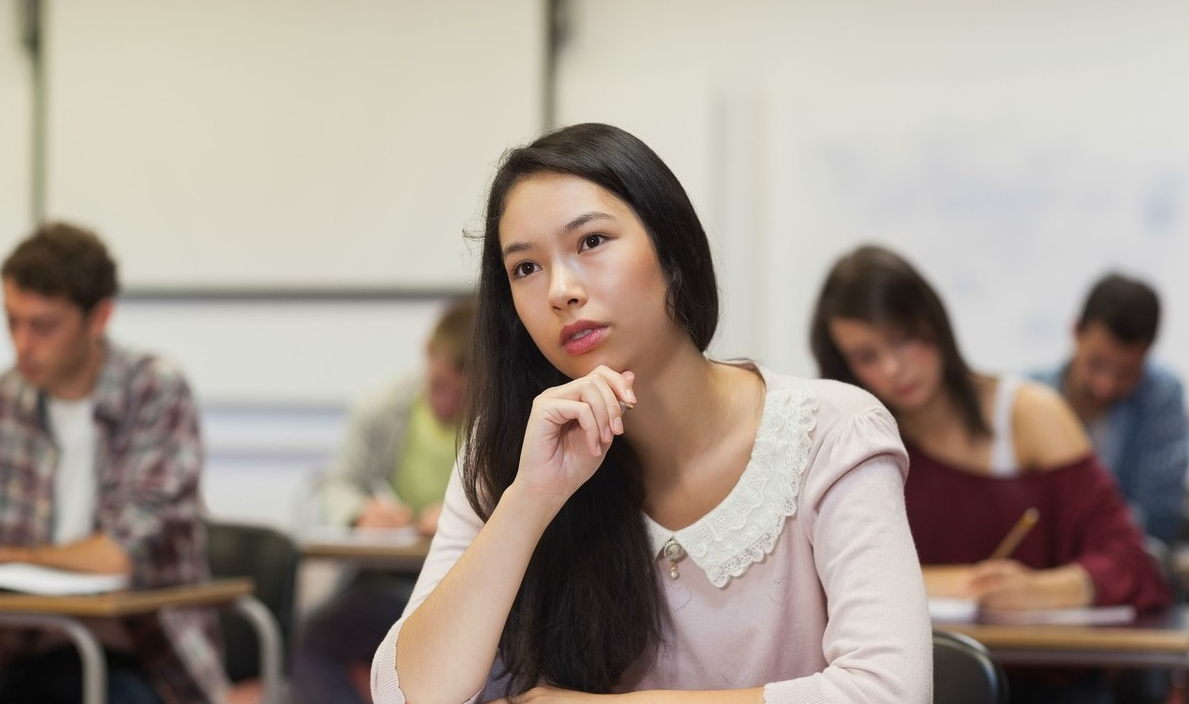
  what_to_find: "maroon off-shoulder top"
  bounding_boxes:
[904,444,1170,612]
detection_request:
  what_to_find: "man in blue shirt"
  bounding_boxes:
[1034,273,1188,548]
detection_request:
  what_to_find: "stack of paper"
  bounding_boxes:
[928,596,1137,626]
[981,605,1136,626]
[928,597,979,623]
[0,563,129,595]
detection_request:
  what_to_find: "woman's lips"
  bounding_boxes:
[560,325,607,355]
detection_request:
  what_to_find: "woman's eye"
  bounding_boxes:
[580,234,606,251]
[849,352,877,368]
[511,262,538,279]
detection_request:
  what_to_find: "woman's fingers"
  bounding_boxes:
[539,397,606,456]
[586,374,624,442]
[517,367,638,499]
[583,366,636,438]
[546,366,635,444]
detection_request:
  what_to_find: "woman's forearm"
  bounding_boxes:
[0,533,131,575]
[622,687,763,704]
[396,481,564,704]
[922,564,973,598]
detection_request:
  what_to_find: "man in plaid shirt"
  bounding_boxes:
[0,223,227,703]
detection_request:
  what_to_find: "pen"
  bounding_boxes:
[989,507,1039,561]
[369,478,404,508]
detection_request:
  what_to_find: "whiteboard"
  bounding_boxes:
[38,0,544,290]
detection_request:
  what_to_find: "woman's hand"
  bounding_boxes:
[417,500,444,536]
[354,497,414,529]
[970,560,1094,609]
[512,366,635,508]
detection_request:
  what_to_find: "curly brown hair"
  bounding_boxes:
[2,222,120,313]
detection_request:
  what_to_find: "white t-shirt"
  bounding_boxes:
[48,396,98,545]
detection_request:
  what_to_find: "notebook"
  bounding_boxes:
[929,597,979,623]
[981,605,1136,626]
[929,596,1136,626]
[0,563,129,595]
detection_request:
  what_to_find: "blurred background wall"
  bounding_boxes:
[1,0,1186,528]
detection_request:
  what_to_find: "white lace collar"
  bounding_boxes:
[643,372,819,588]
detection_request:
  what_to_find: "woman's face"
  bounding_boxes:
[827,317,944,412]
[498,172,677,379]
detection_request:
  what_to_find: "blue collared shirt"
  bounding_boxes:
[1032,361,1189,546]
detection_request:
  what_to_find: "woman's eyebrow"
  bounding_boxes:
[562,211,615,234]
[502,211,617,260]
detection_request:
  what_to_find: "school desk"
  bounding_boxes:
[936,605,1189,669]
[0,578,283,704]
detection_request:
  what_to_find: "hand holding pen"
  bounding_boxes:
[354,478,414,529]
[967,507,1092,609]
[514,366,636,508]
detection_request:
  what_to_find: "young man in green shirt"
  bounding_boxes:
[294,297,474,704]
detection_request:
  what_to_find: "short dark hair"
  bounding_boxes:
[810,244,990,438]
[1077,273,1160,346]
[2,222,120,314]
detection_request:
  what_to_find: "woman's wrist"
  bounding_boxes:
[1039,564,1095,607]
[500,480,569,530]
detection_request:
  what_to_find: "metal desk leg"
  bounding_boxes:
[0,613,108,704]
[230,595,284,704]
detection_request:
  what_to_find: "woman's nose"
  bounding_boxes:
[548,264,586,310]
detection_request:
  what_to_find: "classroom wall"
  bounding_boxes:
[555,0,1189,381]
[0,4,32,239]
[35,0,543,290]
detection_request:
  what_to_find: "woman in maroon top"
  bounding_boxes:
[809,245,1170,704]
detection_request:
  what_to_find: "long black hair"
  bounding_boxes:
[463,123,719,694]
[809,244,990,438]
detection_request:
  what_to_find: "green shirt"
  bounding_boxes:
[391,397,458,512]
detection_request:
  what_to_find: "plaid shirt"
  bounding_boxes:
[0,341,228,704]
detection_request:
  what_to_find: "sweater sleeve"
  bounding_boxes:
[1054,456,1172,611]
[321,378,418,527]
[765,407,932,704]
[370,460,491,704]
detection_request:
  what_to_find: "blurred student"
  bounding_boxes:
[811,245,1169,704]
[371,124,930,704]
[292,296,475,704]
[1032,273,1188,548]
[0,223,225,704]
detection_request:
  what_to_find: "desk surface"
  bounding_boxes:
[0,578,254,617]
[937,606,1189,668]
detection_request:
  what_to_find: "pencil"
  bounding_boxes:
[989,507,1039,560]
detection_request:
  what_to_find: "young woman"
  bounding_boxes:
[810,244,1170,703]
[370,125,931,704]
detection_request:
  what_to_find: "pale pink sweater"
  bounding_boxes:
[372,370,932,703]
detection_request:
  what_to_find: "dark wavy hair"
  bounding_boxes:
[809,244,989,437]
[463,123,719,694]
